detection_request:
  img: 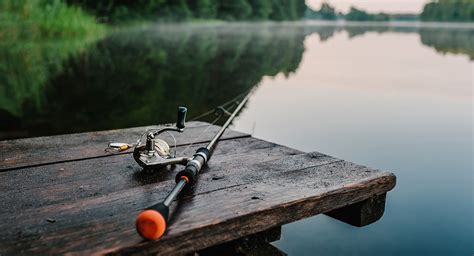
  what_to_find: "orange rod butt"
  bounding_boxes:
[135,210,167,240]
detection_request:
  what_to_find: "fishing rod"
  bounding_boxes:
[132,91,252,240]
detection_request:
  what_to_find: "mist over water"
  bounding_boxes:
[1,22,472,254]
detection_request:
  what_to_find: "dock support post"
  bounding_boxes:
[325,193,387,227]
[197,226,286,256]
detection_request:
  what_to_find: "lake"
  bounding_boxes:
[1,21,472,255]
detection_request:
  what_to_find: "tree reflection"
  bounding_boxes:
[1,23,472,140]
[304,24,473,59]
[1,24,305,139]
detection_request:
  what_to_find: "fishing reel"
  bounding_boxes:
[133,107,191,170]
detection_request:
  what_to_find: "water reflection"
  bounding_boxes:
[0,21,472,255]
[0,22,472,140]
[0,38,99,137]
[233,23,472,255]
[0,24,306,139]
[303,24,474,59]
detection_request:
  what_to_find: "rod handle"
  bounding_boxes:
[176,148,210,186]
[177,106,187,129]
[136,203,169,240]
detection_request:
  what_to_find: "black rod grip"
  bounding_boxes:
[176,164,199,185]
[177,106,187,129]
[136,203,169,240]
[176,148,210,185]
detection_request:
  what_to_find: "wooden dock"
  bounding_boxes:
[0,121,396,255]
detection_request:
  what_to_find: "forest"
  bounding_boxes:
[0,0,307,42]
[306,0,474,22]
[420,0,474,22]
[66,0,307,22]
[305,3,406,21]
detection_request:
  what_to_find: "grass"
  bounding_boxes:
[0,0,106,42]
[0,0,106,116]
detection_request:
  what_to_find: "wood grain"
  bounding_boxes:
[0,137,300,213]
[0,123,396,255]
[0,121,249,171]
[197,227,285,256]
[326,193,387,227]
[0,153,395,255]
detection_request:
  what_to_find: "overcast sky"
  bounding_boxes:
[306,0,430,14]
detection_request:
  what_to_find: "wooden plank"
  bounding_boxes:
[234,242,287,256]
[0,144,395,255]
[0,137,300,213]
[233,242,287,256]
[197,227,285,256]
[0,121,249,171]
[325,193,387,227]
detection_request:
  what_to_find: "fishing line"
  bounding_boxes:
[178,115,221,156]
[180,90,250,155]
[164,131,177,158]
[188,88,252,121]
[147,90,248,156]
[105,88,251,157]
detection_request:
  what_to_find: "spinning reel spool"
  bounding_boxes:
[133,107,191,170]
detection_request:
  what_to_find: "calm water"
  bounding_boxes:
[1,22,472,255]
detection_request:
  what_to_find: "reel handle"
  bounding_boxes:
[177,107,187,129]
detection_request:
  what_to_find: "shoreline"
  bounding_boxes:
[124,20,474,30]
[301,20,474,29]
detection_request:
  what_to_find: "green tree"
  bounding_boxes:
[188,0,217,19]
[373,12,390,21]
[319,3,337,20]
[167,0,192,20]
[287,0,299,20]
[421,0,474,22]
[68,0,307,22]
[248,0,272,19]
[217,0,252,20]
[345,7,371,21]
[304,2,338,20]
[269,0,301,21]
[269,0,286,20]
[296,0,307,18]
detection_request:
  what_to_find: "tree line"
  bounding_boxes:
[306,1,474,22]
[66,0,307,22]
[421,0,474,22]
[305,3,414,21]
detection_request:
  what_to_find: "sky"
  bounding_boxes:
[306,0,430,14]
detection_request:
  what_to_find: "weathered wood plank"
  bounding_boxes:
[0,150,395,255]
[144,171,394,255]
[0,137,301,213]
[325,193,387,227]
[0,121,249,171]
[235,242,287,256]
[0,122,396,255]
[197,227,285,256]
